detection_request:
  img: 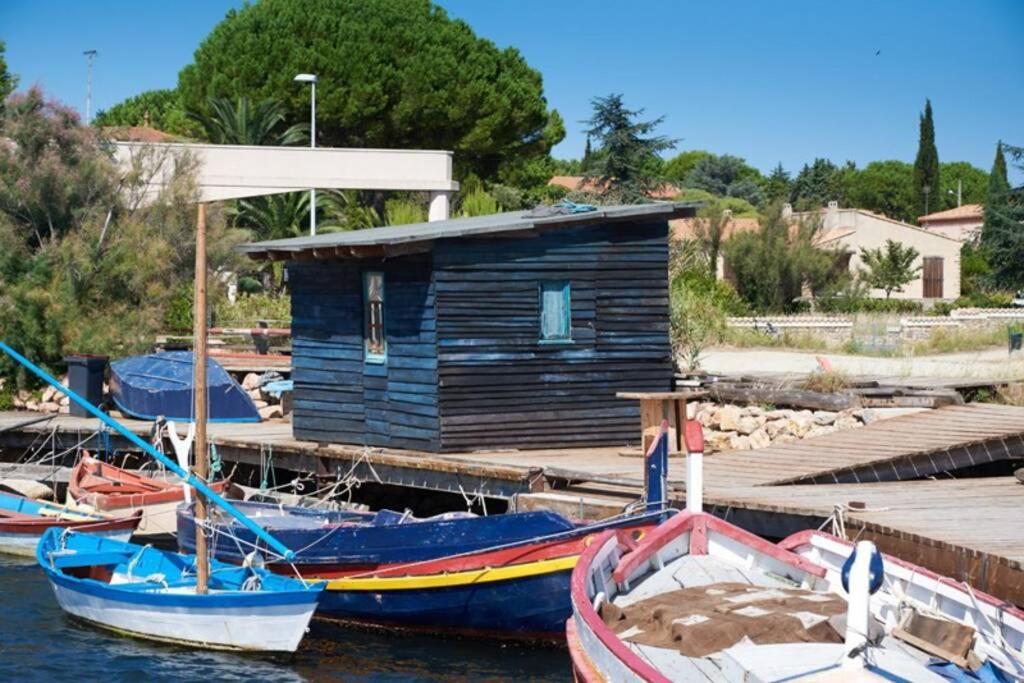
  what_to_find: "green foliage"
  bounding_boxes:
[0,87,246,381]
[214,293,291,327]
[175,0,560,180]
[845,160,916,223]
[938,162,988,211]
[0,40,18,120]
[802,369,849,393]
[318,190,384,231]
[819,295,923,314]
[232,191,310,241]
[459,189,499,217]
[93,89,194,136]
[163,285,194,333]
[668,238,746,369]
[913,99,940,216]
[0,88,118,248]
[910,326,1006,355]
[980,143,1024,288]
[663,150,713,185]
[688,200,729,277]
[684,154,765,207]
[583,93,676,203]
[188,96,307,146]
[723,202,846,312]
[385,198,426,225]
[790,158,850,207]
[959,242,992,296]
[489,183,528,211]
[765,163,791,203]
[952,291,1015,309]
[858,239,921,298]
[673,187,716,203]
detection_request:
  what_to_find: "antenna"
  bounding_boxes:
[83,50,98,123]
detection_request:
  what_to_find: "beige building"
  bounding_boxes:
[672,202,962,301]
[806,202,961,300]
[918,204,984,242]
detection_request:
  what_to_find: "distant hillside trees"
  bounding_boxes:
[684,154,765,207]
[93,89,193,136]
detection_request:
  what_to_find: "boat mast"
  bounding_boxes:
[193,202,210,594]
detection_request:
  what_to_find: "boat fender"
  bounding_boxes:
[841,544,884,595]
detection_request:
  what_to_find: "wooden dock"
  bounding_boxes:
[1,402,1022,604]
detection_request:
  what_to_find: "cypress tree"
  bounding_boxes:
[765,162,791,203]
[913,99,940,217]
[987,141,1010,200]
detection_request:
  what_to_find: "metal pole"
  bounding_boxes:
[83,50,97,123]
[194,203,209,594]
[310,80,316,236]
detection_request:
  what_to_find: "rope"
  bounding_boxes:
[457,484,488,516]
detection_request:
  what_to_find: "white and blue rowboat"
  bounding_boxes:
[38,528,324,652]
[0,490,141,557]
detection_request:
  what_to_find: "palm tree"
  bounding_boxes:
[188,96,308,146]
[231,192,310,241]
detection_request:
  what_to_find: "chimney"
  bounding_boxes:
[782,203,793,220]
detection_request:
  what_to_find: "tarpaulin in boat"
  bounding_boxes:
[109,351,260,423]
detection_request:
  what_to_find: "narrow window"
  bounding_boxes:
[539,280,571,342]
[363,271,386,362]
[922,257,944,299]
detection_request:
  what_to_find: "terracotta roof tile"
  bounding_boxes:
[918,203,983,222]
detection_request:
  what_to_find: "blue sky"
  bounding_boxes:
[3,0,1022,178]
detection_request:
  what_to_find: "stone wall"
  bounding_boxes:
[693,401,874,452]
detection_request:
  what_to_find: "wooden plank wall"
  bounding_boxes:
[288,255,439,450]
[433,221,672,450]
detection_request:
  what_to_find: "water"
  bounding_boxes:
[0,555,570,682]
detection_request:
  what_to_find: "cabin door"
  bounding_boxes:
[922,257,943,298]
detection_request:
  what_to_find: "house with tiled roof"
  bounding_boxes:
[673,202,962,301]
[918,204,984,242]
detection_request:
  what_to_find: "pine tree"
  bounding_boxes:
[765,163,791,203]
[583,94,677,203]
[913,99,940,217]
[981,142,1024,288]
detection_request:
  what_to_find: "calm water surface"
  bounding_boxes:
[0,555,570,682]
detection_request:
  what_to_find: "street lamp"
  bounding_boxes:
[294,73,318,235]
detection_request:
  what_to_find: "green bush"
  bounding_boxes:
[213,293,291,327]
[952,291,1014,309]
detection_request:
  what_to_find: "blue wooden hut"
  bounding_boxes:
[240,203,698,452]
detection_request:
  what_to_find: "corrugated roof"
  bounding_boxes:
[918,203,984,223]
[239,202,700,260]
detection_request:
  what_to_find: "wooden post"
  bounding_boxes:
[193,203,209,595]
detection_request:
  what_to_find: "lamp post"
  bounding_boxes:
[294,73,318,235]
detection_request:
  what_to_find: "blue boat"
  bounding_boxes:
[37,528,323,651]
[109,351,260,423]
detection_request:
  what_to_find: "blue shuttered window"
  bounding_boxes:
[363,271,387,363]
[539,280,571,342]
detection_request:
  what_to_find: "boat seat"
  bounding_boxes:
[49,550,134,569]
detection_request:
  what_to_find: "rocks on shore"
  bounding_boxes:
[694,402,870,452]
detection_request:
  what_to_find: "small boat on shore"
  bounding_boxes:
[109,351,259,423]
[567,427,1024,682]
[179,423,678,640]
[68,453,235,538]
[0,491,141,557]
[37,528,322,652]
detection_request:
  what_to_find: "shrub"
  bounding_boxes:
[459,189,499,217]
[213,293,291,327]
[911,327,1006,355]
[952,291,1014,309]
[802,369,849,393]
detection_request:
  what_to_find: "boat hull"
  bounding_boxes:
[320,561,575,640]
[38,528,323,652]
[48,577,319,652]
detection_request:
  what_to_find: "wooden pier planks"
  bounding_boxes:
[699,403,1024,487]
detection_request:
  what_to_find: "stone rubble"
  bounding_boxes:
[692,401,869,452]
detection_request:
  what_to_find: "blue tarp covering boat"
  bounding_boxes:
[109,351,260,423]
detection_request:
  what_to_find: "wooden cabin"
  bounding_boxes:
[240,203,697,452]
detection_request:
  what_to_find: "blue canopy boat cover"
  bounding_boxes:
[109,351,260,423]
